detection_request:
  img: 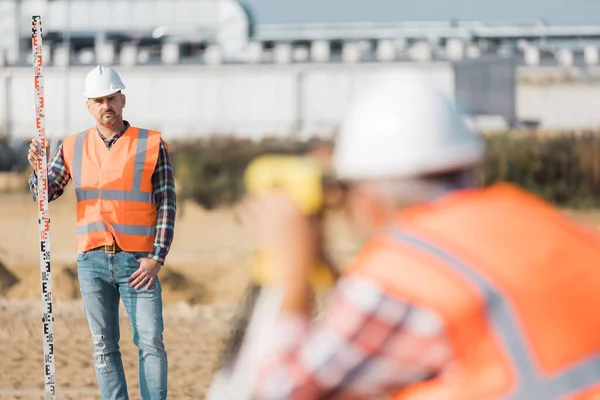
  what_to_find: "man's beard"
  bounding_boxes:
[101,111,117,125]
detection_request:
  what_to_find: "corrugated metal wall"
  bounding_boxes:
[517,83,600,129]
[454,57,517,124]
[0,60,515,141]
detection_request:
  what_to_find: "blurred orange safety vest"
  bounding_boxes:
[62,126,163,253]
[347,183,600,400]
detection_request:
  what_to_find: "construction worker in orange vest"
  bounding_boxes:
[240,73,600,399]
[27,65,175,400]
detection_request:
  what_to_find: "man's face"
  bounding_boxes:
[86,92,126,127]
[338,181,396,240]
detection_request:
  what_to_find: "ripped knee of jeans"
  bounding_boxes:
[93,333,106,350]
[92,334,110,372]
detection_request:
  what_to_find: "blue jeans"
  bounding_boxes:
[77,250,168,400]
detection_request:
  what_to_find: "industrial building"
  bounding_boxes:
[1,0,600,140]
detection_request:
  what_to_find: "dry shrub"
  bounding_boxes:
[0,259,18,295]
[169,132,600,210]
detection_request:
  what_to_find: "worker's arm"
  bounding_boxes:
[149,139,177,264]
[29,143,71,202]
[238,194,451,398]
[252,275,452,399]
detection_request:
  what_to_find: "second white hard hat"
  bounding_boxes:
[333,72,485,181]
[83,65,126,99]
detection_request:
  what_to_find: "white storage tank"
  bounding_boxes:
[274,43,292,64]
[584,46,599,65]
[119,43,138,66]
[342,42,361,63]
[376,39,395,62]
[311,40,330,63]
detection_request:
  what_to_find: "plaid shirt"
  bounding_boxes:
[29,121,176,264]
[253,275,451,399]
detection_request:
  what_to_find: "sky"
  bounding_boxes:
[242,0,600,26]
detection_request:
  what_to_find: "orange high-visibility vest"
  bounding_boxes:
[62,126,163,253]
[347,183,600,400]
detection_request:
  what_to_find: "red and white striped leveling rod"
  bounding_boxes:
[32,15,57,400]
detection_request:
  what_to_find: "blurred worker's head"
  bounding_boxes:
[83,65,127,128]
[332,73,485,237]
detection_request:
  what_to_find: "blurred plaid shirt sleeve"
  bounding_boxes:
[253,276,451,399]
[29,135,176,264]
[28,143,71,202]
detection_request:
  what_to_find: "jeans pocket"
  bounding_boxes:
[143,278,160,293]
[77,251,89,261]
[129,251,149,262]
[127,277,161,297]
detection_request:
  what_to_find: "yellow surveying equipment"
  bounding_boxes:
[208,154,339,400]
[244,154,338,290]
[244,155,323,215]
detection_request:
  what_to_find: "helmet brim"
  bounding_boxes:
[83,86,125,99]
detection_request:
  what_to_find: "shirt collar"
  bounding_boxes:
[97,120,130,145]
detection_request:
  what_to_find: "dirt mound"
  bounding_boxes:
[48,265,207,305]
[53,265,80,299]
[5,264,82,301]
[0,259,18,295]
[160,269,206,305]
[5,263,207,306]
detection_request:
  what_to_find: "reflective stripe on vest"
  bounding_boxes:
[72,128,154,203]
[76,221,156,237]
[71,128,156,238]
[387,229,600,399]
[75,188,153,202]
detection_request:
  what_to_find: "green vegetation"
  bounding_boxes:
[169,131,600,209]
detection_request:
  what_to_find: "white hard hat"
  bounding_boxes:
[333,73,485,181]
[83,65,126,99]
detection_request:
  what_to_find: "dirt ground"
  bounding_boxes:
[0,183,361,400]
[2,179,600,400]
